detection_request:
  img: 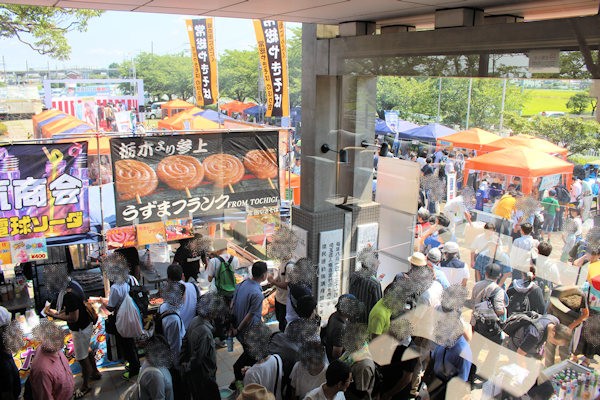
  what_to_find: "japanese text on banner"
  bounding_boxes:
[0,143,90,241]
[253,20,289,118]
[186,18,218,106]
[110,132,280,226]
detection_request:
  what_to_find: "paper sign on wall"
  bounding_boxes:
[10,237,48,263]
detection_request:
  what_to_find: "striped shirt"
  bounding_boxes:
[349,272,382,324]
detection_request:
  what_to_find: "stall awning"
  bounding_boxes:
[437,128,501,150]
[480,134,568,158]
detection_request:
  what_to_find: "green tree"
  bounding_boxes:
[287,26,302,108]
[0,5,102,60]
[532,51,599,79]
[503,112,600,156]
[123,52,193,100]
[218,49,260,102]
[566,92,592,114]
[108,62,120,78]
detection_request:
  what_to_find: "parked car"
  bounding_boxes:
[539,111,565,117]
[145,102,166,119]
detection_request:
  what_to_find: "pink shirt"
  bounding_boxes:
[30,349,75,400]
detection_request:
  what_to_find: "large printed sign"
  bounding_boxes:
[0,143,89,241]
[253,20,289,118]
[110,132,280,226]
[186,18,218,106]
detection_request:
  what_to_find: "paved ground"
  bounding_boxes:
[73,337,242,399]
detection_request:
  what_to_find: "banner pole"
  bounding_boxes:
[95,132,109,296]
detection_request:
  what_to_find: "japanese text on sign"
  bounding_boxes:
[186,18,218,106]
[318,229,343,320]
[253,20,289,118]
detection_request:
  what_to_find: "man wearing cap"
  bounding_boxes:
[426,248,450,289]
[541,190,560,242]
[440,242,469,287]
[0,306,20,400]
[470,263,507,344]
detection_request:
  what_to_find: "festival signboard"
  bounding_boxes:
[105,226,137,250]
[10,237,48,262]
[253,20,289,118]
[186,18,218,106]
[165,218,194,242]
[110,131,280,226]
[0,142,90,241]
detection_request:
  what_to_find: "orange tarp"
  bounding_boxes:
[32,109,69,137]
[157,108,221,130]
[281,171,301,205]
[220,100,256,116]
[41,117,83,138]
[437,128,501,150]
[161,100,195,118]
[480,134,568,158]
[464,146,573,194]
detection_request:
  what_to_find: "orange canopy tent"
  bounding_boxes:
[157,107,221,130]
[160,99,195,118]
[480,134,568,159]
[32,109,69,138]
[437,128,501,151]
[281,171,301,205]
[41,117,92,138]
[220,100,257,116]
[464,146,573,194]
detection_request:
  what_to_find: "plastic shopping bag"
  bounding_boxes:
[116,294,143,338]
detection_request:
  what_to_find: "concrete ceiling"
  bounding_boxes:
[3,0,599,27]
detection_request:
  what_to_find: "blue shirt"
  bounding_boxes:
[433,266,450,289]
[158,303,186,368]
[232,279,264,337]
[474,250,511,282]
[432,336,472,382]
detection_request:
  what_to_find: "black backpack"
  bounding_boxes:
[555,186,571,204]
[129,284,149,318]
[502,311,544,338]
[506,285,533,317]
[153,309,181,338]
[472,286,503,340]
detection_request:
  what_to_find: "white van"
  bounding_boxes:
[145,102,166,119]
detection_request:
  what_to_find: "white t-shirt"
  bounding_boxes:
[303,385,346,400]
[207,252,239,280]
[418,280,443,308]
[444,196,466,223]
[290,361,328,399]
[243,355,283,400]
[440,262,470,286]
[470,233,490,253]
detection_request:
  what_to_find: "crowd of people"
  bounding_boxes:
[0,143,599,399]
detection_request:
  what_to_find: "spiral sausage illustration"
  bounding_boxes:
[157,155,204,190]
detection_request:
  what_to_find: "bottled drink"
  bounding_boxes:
[226,335,234,352]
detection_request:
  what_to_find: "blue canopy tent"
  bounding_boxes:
[243,105,267,117]
[398,123,456,142]
[194,109,236,123]
[375,118,420,135]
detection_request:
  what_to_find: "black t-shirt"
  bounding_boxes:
[325,312,347,362]
[63,287,91,331]
[0,351,20,399]
[379,345,418,399]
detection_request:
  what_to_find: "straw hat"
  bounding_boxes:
[0,306,10,327]
[236,384,275,400]
[408,252,427,267]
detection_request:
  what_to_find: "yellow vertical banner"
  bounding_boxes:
[186,18,219,106]
[253,20,289,118]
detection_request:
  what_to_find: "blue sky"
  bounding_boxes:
[2,11,297,71]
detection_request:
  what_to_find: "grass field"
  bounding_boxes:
[521,88,592,116]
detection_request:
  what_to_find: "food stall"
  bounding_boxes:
[463,146,573,196]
